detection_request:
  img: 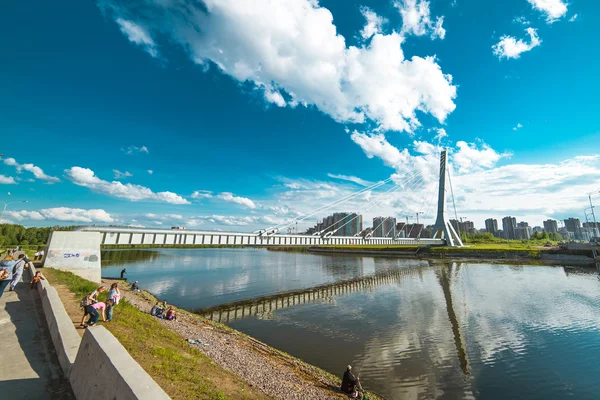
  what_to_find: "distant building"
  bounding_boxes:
[543,219,558,233]
[515,221,532,240]
[532,226,543,233]
[485,218,498,235]
[171,226,186,230]
[502,216,517,240]
[564,218,581,233]
[373,217,396,238]
[307,212,362,236]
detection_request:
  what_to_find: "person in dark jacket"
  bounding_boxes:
[341,365,358,395]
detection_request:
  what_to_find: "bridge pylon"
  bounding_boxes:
[431,150,463,247]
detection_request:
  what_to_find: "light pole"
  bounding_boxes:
[590,191,600,238]
[1,200,28,223]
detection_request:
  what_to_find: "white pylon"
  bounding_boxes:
[431,150,463,247]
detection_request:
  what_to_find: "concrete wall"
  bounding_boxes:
[44,231,103,283]
[70,327,170,400]
[30,264,81,377]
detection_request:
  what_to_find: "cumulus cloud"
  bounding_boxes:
[527,0,568,23]
[360,7,387,40]
[115,18,159,57]
[569,14,578,22]
[191,190,213,199]
[0,175,16,184]
[395,0,446,40]
[493,28,541,59]
[122,145,149,155]
[453,140,512,173]
[216,192,256,209]
[64,166,190,204]
[6,207,113,223]
[327,173,374,187]
[100,0,456,133]
[113,169,133,179]
[147,170,154,175]
[3,157,60,183]
[513,123,523,131]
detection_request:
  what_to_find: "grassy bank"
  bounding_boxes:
[41,268,270,400]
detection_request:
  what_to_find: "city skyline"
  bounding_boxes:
[1,0,600,231]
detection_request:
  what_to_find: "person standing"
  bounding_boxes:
[120,268,127,279]
[0,256,16,298]
[106,283,120,322]
[9,254,28,291]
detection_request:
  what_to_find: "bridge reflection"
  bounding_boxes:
[196,264,428,323]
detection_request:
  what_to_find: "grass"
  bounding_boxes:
[41,268,271,400]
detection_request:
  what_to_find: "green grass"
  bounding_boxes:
[42,268,271,400]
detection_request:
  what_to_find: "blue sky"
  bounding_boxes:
[1,0,599,230]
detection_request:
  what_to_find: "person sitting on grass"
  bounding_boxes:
[150,301,163,317]
[84,299,113,328]
[131,280,140,293]
[79,286,106,327]
[30,271,45,289]
[165,307,176,321]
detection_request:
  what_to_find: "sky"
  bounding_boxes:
[1,0,599,231]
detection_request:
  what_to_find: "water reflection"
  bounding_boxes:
[102,249,600,399]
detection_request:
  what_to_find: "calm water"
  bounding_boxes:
[102,249,600,399]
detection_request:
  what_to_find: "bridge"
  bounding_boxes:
[43,151,463,282]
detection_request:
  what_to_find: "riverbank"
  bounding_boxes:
[41,268,382,400]
[307,244,598,265]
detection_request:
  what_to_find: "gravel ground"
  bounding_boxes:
[106,280,348,400]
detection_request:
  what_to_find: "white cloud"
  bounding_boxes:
[0,175,16,184]
[101,0,456,133]
[113,169,133,179]
[122,145,149,155]
[65,166,190,204]
[433,128,448,142]
[569,14,578,22]
[527,0,568,23]
[6,207,113,223]
[453,140,512,173]
[147,170,154,175]
[492,28,541,59]
[513,16,530,26]
[191,190,213,199]
[216,192,256,209]
[395,0,446,40]
[513,123,523,131]
[360,7,387,40]
[327,173,374,187]
[115,18,159,57]
[3,157,60,183]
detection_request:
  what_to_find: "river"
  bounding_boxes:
[102,248,600,399]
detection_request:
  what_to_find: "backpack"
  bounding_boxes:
[80,291,96,308]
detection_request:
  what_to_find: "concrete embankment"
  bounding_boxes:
[30,264,170,400]
[308,248,597,265]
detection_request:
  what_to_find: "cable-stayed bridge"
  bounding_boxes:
[45,151,463,282]
[72,150,462,248]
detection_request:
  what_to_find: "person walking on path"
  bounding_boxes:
[9,254,28,291]
[106,283,120,322]
[120,268,127,279]
[0,255,16,298]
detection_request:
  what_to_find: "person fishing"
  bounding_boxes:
[341,365,363,397]
[120,268,127,279]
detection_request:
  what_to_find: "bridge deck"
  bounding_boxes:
[76,227,445,247]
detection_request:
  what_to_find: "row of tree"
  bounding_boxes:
[460,231,563,244]
[0,224,77,247]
